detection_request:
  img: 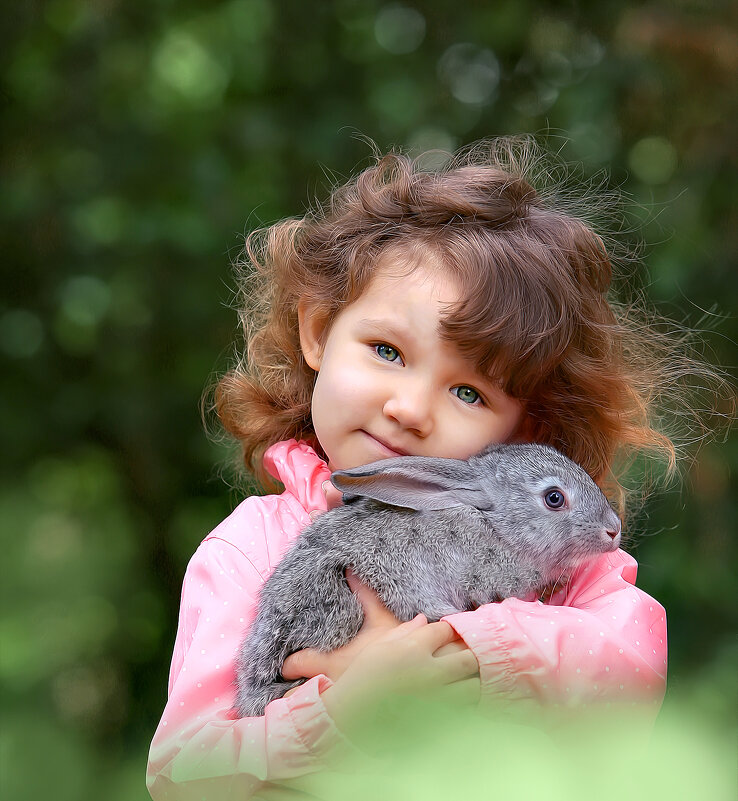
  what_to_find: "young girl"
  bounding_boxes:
[147,138,702,800]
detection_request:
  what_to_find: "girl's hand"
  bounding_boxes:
[281,569,404,683]
[320,615,479,747]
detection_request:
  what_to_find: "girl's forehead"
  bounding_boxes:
[356,271,462,332]
[364,246,460,303]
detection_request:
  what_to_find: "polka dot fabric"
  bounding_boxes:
[147,440,667,800]
[444,550,666,707]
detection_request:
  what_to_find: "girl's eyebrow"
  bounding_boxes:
[355,317,417,342]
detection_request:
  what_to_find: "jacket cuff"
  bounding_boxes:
[443,608,525,702]
[283,675,364,766]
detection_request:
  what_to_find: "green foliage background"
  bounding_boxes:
[2,2,736,799]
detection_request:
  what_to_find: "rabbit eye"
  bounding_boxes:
[544,488,566,509]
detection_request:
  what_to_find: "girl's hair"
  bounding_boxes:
[213,136,728,513]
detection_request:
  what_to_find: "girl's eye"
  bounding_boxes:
[544,488,566,510]
[453,386,481,405]
[375,343,401,363]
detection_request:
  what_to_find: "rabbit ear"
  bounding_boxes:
[331,456,493,511]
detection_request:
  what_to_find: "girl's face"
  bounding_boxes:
[299,251,525,472]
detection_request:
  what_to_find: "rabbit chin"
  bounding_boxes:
[544,538,617,581]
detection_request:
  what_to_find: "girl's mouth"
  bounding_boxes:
[362,431,410,458]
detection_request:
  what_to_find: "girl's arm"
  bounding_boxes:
[442,548,667,715]
[146,532,476,800]
[146,536,358,801]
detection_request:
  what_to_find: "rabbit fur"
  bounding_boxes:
[234,442,622,717]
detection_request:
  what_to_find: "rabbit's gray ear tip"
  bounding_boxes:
[331,466,380,487]
[329,471,350,490]
[329,473,361,502]
[330,470,347,486]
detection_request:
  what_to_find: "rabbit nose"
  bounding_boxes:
[604,510,621,540]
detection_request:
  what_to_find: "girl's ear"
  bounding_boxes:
[297,299,326,371]
[508,409,535,444]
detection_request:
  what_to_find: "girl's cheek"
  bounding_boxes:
[314,363,374,412]
[337,361,379,394]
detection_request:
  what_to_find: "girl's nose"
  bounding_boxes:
[382,384,433,436]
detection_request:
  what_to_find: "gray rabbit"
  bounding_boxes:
[235,442,622,717]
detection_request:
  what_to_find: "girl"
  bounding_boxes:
[147,137,704,800]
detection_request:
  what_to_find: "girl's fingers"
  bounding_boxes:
[381,613,428,641]
[410,619,458,652]
[281,648,330,680]
[434,676,481,707]
[410,623,479,683]
[379,620,477,683]
[308,482,344,521]
[432,638,468,657]
[322,480,344,510]
[433,636,480,674]
[435,646,480,682]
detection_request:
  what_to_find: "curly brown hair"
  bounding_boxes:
[213,137,726,514]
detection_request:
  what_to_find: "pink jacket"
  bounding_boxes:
[147,440,667,800]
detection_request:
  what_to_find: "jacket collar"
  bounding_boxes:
[263,439,332,514]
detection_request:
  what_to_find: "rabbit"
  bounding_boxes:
[234,442,622,717]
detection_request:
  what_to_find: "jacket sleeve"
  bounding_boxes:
[146,535,357,801]
[442,549,667,713]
